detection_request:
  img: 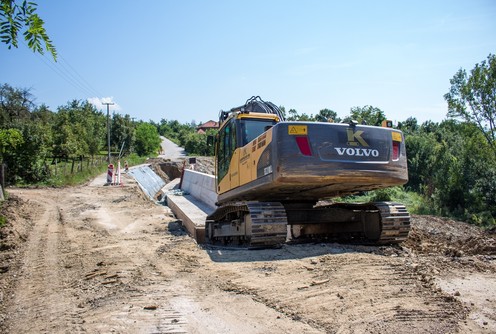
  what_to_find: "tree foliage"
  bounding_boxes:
[0,128,23,157]
[444,53,496,156]
[0,0,57,60]
[111,113,134,156]
[52,100,105,158]
[134,122,161,156]
[405,119,496,226]
[343,105,386,126]
[0,83,34,126]
[315,108,341,123]
[0,83,154,184]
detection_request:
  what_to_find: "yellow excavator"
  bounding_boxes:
[206,96,410,248]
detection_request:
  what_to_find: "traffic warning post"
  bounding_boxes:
[107,164,114,185]
[115,160,122,185]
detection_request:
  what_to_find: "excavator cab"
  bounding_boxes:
[215,113,279,190]
[214,96,282,190]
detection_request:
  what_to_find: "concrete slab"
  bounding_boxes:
[163,178,214,244]
[127,165,217,244]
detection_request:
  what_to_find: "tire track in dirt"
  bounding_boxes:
[6,194,83,333]
[57,188,189,333]
[210,247,466,334]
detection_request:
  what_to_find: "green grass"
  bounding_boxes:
[333,187,428,215]
[34,154,150,187]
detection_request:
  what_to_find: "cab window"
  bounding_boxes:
[216,121,236,182]
[239,119,277,146]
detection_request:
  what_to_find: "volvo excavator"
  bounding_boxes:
[205,96,410,248]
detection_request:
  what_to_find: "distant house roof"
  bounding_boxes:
[197,120,219,134]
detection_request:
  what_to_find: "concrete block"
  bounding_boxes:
[166,190,211,244]
[130,166,217,244]
[181,169,217,210]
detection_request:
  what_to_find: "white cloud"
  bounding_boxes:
[87,97,121,111]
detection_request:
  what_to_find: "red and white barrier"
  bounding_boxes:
[107,164,114,184]
[115,160,122,185]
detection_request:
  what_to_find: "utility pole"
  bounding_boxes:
[102,102,114,162]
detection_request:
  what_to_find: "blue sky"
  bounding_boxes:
[2,0,495,125]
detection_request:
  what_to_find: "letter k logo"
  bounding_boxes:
[346,128,369,147]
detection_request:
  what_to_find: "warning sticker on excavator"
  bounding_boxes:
[288,125,307,135]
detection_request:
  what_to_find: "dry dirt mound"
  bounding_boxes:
[404,215,496,257]
[147,156,215,183]
[0,194,36,325]
[0,194,33,253]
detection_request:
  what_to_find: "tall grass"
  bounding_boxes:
[40,153,148,187]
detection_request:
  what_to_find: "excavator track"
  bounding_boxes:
[206,201,409,248]
[374,202,411,244]
[328,202,411,244]
[206,202,287,248]
[286,201,410,245]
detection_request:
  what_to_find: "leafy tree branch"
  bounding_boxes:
[0,0,56,60]
[445,53,496,155]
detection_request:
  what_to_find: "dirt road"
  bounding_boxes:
[1,171,495,333]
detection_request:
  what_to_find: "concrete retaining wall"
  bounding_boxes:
[161,170,218,244]
[129,166,218,245]
[180,169,217,210]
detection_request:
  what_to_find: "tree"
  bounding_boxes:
[315,108,341,123]
[284,108,314,121]
[0,83,34,127]
[111,113,134,156]
[286,108,299,121]
[134,122,161,156]
[0,128,23,158]
[444,53,496,156]
[31,103,54,125]
[0,0,56,60]
[51,100,105,159]
[0,84,54,183]
[404,118,496,226]
[398,116,418,135]
[343,105,386,126]
[404,130,440,193]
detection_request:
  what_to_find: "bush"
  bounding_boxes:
[468,211,495,228]
[134,123,161,156]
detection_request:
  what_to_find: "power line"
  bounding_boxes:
[58,55,103,97]
[24,41,104,100]
[34,51,96,97]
